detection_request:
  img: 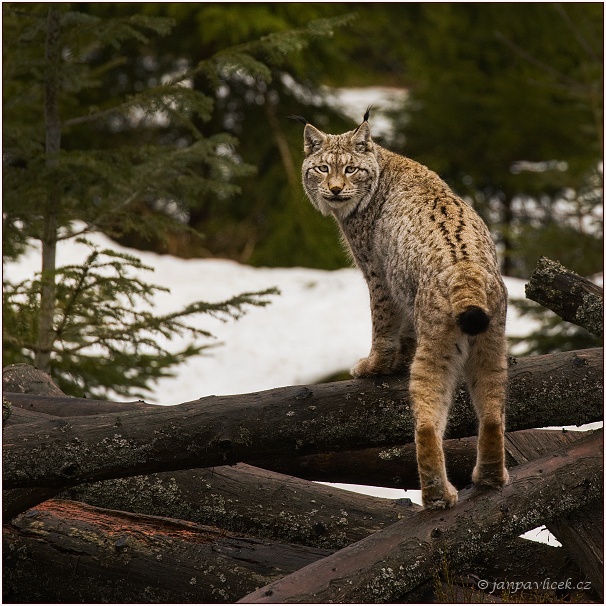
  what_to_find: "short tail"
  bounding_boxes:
[449,263,491,336]
[456,305,490,335]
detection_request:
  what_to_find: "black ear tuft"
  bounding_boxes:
[286,114,308,125]
[363,105,372,122]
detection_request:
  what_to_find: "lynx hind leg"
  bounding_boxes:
[465,325,509,488]
[410,329,465,509]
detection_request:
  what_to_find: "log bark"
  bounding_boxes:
[3,389,154,417]
[413,536,588,604]
[2,499,332,604]
[526,257,603,336]
[59,463,419,550]
[3,487,60,522]
[49,431,587,549]
[3,348,602,491]
[441,537,587,603]
[2,400,64,522]
[548,504,604,600]
[505,429,604,599]
[2,399,587,492]
[3,499,579,605]
[256,428,587,489]
[3,405,58,427]
[3,363,66,397]
[239,430,603,604]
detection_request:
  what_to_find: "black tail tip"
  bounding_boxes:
[457,306,490,335]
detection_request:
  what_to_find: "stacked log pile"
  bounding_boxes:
[3,258,603,603]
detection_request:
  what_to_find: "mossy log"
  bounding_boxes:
[11,428,580,558]
[59,463,419,550]
[3,366,600,603]
[239,430,603,604]
[525,257,603,337]
[59,429,587,529]
[3,348,602,492]
[2,499,332,604]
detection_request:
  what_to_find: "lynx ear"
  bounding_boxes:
[304,124,326,156]
[351,121,373,152]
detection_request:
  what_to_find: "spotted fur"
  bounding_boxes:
[301,119,509,509]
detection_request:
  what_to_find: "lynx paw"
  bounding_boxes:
[472,464,509,487]
[351,357,380,377]
[351,353,404,378]
[422,480,458,509]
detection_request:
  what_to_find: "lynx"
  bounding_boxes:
[297,111,509,509]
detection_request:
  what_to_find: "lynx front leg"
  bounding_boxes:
[410,333,463,509]
[351,283,406,377]
[465,326,509,488]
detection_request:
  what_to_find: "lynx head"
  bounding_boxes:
[300,118,380,218]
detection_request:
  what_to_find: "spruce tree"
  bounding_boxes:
[79,3,357,268]
[3,3,335,397]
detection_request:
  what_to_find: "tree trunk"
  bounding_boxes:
[239,430,603,604]
[3,348,602,492]
[35,7,62,372]
[525,256,603,337]
[3,499,332,604]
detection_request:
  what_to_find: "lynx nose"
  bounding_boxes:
[330,185,343,195]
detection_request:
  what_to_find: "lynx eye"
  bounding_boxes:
[316,165,329,173]
[345,166,358,174]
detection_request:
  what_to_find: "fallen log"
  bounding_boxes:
[506,430,604,600]
[59,463,419,550]
[548,503,603,601]
[4,391,155,416]
[3,405,58,427]
[3,486,60,523]
[53,432,588,551]
[239,430,603,604]
[2,363,65,397]
[2,368,149,520]
[255,428,587,489]
[525,257,603,337]
[3,348,602,491]
[2,499,332,604]
[413,537,586,604]
[4,499,579,605]
[2,393,65,520]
